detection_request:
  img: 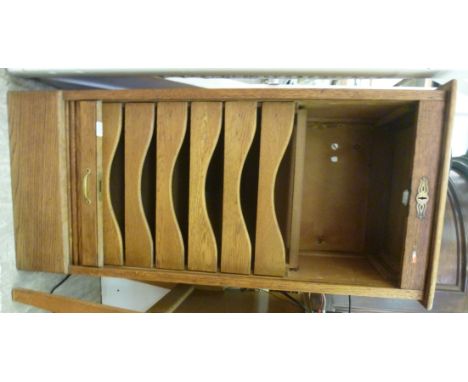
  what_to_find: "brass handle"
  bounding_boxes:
[82,168,92,205]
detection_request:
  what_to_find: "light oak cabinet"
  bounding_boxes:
[8,83,456,309]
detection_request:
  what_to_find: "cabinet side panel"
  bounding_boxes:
[8,91,69,273]
[424,80,458,309]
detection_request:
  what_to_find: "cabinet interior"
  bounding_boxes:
[281,100,419,287]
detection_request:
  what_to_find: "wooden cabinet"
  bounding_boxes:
[331,153,468,312]
[8,83,456,309]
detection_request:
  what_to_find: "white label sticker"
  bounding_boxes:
[96,121,103,137]
[412,249,417,264]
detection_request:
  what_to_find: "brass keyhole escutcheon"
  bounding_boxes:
[416,177,429,219]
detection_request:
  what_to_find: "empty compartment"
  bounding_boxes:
[287,100,419,288]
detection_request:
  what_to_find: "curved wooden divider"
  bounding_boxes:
[155,102,188,270]
[124,103,155,268]
[221,101,257,274]
[102,103,124,265]
[254,102,295,276]
[188,102,222,272]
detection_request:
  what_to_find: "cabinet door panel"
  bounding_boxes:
[400,100,444,290]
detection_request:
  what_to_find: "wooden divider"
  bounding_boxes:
[124,103,155,268]
[77,101,99,266]
[287,109,308,269]
[188,102,222,272]
[221,101,257,274]
[254,102,295,276]
[156,102,188,270]
[102,103,124,265]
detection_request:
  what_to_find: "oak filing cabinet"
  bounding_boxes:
[8,82,456,309]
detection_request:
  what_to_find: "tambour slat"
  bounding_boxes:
[124,103,155,268]
[96,103,104,267]
[102,103,124,265]
[188,102,222,272]
[155,102,188,270]
[77,101,99,266]
[287,109,308,269]
[221,101,257,274]
[254,102,295,276]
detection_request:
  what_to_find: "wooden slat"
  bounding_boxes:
[287,109,307,269]
[8,91,69,273]
[68,101,79,266]
[102,103,124,265]
[254,102,295,276]
[424,80,458,309]
[146,285,194,312]
[70,265,424,300]
[124,103,155,268]
[96,103,104,267]
[77,101,99,266]
[63,88,445,102]
[221,101,257,274]
[12,288,136,313]
[188,102,222,272]
[155,102,188,270]
[400,100,445,290]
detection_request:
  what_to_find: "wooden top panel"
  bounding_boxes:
[55,88,445,102]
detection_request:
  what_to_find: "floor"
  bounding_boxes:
[0,69,101,312]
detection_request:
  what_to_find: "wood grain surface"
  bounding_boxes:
[12,288,136,313]
[400,101,444,290]
[76,101,99,266]
[155,102,188,270]
[124,103,155,268]
[254,102,295,276]
[188,102,222,272]
[300,122,373,253]
[146,284,194,312]
[221,101,257,274]
[424,80,458,308]
[71,265,423,300]
[287,109,307,269]
[8,91,69,273]
[63,88,445,102]
[102,103,124,265]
